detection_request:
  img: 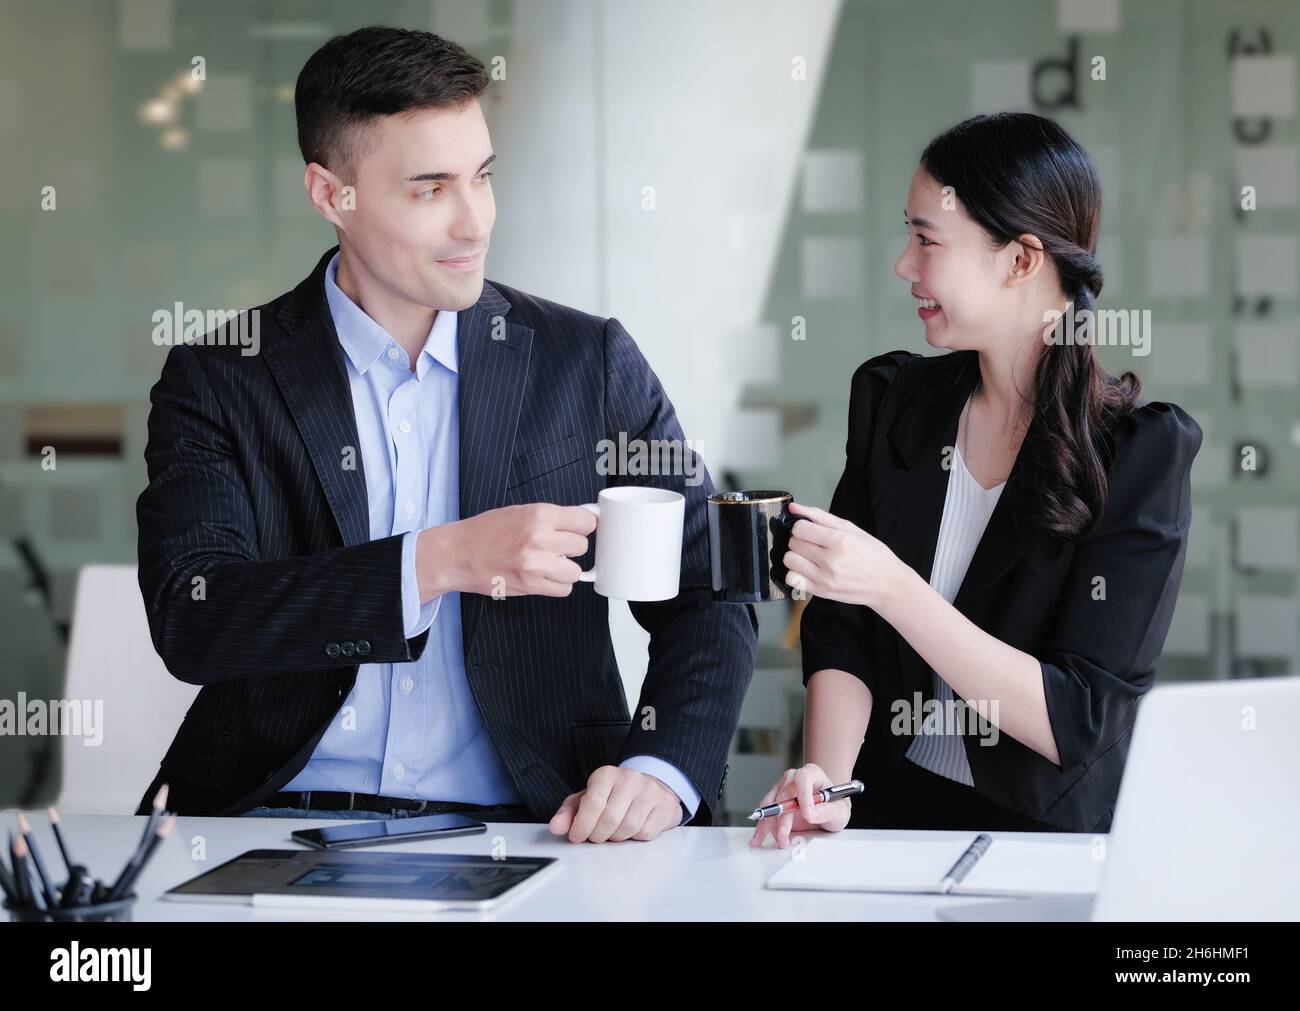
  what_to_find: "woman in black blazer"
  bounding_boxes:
[751,113,1201,844]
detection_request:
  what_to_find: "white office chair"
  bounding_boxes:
[59,564,198,815]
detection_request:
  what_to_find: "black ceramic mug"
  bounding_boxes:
[707,490,796,603]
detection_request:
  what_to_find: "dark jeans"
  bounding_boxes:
[849,758,1056,832]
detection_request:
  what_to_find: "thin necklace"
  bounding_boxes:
[962,377,981,468]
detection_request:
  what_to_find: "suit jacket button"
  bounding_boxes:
[340,641,356,657]
[325,642,341,658]
[356,640,371,656]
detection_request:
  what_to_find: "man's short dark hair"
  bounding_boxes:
[296,26,489,183]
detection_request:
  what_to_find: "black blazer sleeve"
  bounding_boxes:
[601,317,759,822]
[1038,402,1202,775]
[136,343,431,685]
[799,350,914,692]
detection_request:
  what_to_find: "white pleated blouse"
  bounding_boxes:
[903,444,1005,786]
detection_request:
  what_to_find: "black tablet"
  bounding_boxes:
[163,848,559,912]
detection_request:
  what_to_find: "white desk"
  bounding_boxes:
[2,813,1096,921]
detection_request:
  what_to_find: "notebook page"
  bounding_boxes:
[765,838,973,893]
[960,839,1103,896]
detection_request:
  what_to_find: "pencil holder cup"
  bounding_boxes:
[4,893,136,923]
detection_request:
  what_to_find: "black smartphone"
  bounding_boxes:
[291,813,487,850]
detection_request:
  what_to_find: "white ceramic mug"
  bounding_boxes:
[579,486,685,601]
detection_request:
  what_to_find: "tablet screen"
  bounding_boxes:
[166,849,556,905]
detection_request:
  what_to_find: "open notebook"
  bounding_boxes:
[765,836,1103,897]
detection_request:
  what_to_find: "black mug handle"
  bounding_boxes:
[769,506,796,588]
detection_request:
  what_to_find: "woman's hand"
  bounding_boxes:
[748,763,852,848]
[783,502,917,615]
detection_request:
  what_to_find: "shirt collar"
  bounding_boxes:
[324,251,459,376]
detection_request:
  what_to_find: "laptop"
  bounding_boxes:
[940,676,1300,921]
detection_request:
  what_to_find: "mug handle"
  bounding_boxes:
[578,502,601,583]
[771,507,798,581]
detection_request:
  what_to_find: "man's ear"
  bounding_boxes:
[303,162,353,231]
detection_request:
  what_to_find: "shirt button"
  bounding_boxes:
[400,676,414,693]
[398,419,412,434]
[404,501,417,516]
[387,347,401,361]
[392,763,405,780]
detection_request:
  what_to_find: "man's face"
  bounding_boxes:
[341,99,496,311]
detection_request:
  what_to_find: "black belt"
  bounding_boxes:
[261,790,530,817]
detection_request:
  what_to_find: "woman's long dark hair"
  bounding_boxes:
[920,112,1142,539]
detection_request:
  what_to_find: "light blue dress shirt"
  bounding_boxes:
[286,253,700,822]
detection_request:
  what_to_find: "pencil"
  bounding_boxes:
[13,834,43,911]
[7,833,28,907]
[0,839,17,905]
[46,806,74,873]
[16,813,57,908]
[138,783,169,849]
[109,815,175,901]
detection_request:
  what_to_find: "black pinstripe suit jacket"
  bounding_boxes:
[134,246,757,821]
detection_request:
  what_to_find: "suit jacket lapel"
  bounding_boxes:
[880,351,1045,611]
[262,247,371,548]
[458,280,534,658]
[947,363,1046,613]
[878,353,974,588]
[261,254,539,658]
[951,452,1043,612]
[876,351,1045,704]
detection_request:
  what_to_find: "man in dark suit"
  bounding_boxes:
[134,26,756,842]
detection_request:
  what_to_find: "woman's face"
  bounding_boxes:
[894,167,1030,352]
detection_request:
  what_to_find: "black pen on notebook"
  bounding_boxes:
[939,833,992,894]
[749,780,865,821]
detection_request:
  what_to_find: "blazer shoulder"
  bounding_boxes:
[152,306,274,386]
[155,251,319,381]
[847,348,971,420]
[847,348,925,405]
[850,348,918,385]
[484,279,608,337]
[1108,399,1203,474]
[1092,399,1202,535]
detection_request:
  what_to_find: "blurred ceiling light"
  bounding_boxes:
[178,73,203,94]
[160,127,189,150]
[140,98,176,124]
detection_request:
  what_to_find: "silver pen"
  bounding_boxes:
[939,833,992,893]
[748,780,865,821]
